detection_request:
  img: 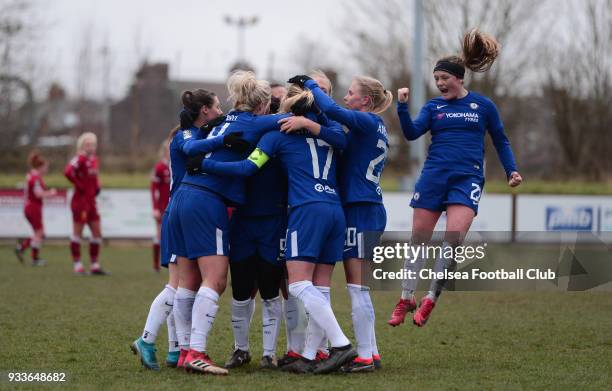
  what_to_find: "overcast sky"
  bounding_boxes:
[33,0,347,99]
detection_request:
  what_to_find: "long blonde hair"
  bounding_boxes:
[353,76,393,114]
[227,70,271,112]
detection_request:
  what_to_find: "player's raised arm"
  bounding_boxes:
[293,77,368,133]
[279,115,346,150]
[276,81,347,149]
[397,87,431,141]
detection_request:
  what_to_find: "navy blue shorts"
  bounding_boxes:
[230,213,287,265]
[285,202,345,265]
[410,168,484,215]
[166,185,230,260]
[343,202,386,260]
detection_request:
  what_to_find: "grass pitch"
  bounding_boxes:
[0,244,610,390]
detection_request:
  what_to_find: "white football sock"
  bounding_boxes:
[173,287,196,350]
[190,286,220,352]
[347,284,374,360]
[231,298,252,351]
[166,310,179,352]
[288,281,349,348]
[371,301,379,357]
[284,294,306,353]
[248,297,256,322]
[261,296,281,357]
[317,286,331,354]
[302,286,330,359]
[142,285,176,344]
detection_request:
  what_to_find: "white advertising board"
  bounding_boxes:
[0,189,156,239]
[1,189,610,240]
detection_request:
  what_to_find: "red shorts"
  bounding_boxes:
[71,197,100,224]
[24,205,43,231]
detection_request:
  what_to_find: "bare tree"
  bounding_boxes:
[335,0,548,178]
[335,0,413,173]
[291,34,333,74]
[425,0,548,98]
[544,0,612,179]
[74,24,95,102]
[0,0,38,149]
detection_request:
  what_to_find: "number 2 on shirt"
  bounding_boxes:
[366,139,388,184]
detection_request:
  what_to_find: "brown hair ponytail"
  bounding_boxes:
[434,28,500,78]
[461,28,500,73]
[179,89,217,128]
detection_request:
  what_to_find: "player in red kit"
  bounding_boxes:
[64,132,107,275]
[15,151,57,266]
[150,141,171,272]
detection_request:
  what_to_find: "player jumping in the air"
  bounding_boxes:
[388,28,522,328]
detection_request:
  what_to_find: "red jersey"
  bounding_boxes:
[24,169,45,208]
[150,159,171,212]
[64,154,100,200]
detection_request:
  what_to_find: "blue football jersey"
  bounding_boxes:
[239,157,288,217]
[169,126,202,196]
[257,131,342,208]
[305,79,389,205]
[398,91,517,177]
[181,110,290,205]
[200,128,346,208]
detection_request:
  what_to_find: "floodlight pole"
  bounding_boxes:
[411,0,426,168]
[224,15,259,63]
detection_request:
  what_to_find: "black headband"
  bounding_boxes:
[433,60,465,79]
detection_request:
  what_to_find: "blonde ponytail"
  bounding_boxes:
[354,76,393,114]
